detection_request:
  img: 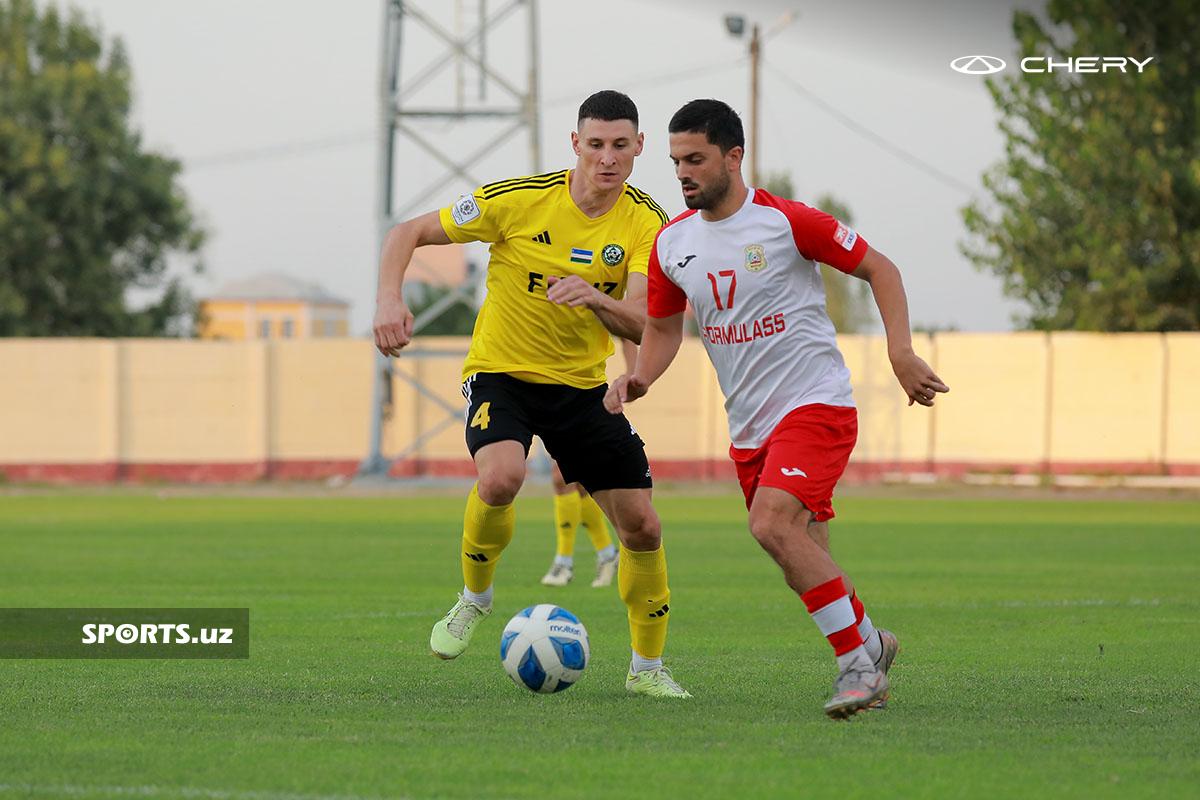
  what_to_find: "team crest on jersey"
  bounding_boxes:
[601,243,625,266]
[744,244,767,272]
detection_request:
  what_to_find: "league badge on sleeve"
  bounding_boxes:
[451,195,481,226]
[744,244,766,272]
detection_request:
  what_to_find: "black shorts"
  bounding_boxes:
[461,372,652,494]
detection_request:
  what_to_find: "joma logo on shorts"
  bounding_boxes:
[780,467,808,478]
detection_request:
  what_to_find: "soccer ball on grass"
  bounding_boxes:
[500,604,589,693]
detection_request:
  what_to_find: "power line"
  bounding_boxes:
[764,60,976,196]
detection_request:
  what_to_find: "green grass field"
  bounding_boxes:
[0,489,1197,799]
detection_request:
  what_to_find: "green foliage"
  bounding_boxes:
[408,282,478,336]
[0,0,204,336]
[962,0,1200,331]
[763,172,872,333]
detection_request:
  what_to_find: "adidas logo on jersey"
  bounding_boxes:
[532,230,552,245]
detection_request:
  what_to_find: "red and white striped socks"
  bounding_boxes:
[801,577,872,670]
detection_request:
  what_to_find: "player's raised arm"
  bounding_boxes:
[373,210,452,356]
[850,246,949,407]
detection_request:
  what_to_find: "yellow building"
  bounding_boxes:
[198,274,350,340]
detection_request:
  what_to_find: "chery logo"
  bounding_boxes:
[951,55,1006,75]
[952,54,1155,75]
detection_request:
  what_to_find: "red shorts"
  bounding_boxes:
[729,404,858,521]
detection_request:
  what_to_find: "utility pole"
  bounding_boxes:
[725,11,795,190]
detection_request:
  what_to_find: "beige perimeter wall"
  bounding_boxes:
[1,333,1197,481]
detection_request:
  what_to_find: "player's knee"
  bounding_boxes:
[748,506,791,558]
[476,469,524,505]
[617,508,661,551]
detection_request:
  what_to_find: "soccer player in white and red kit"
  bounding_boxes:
[605,99,948,719]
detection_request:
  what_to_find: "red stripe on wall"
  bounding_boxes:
[266,460,359,480]
[118,463,267,482]
[0,463,120,483]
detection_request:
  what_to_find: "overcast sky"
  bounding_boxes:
[68,0,1042,333]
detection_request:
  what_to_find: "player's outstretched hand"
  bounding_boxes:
[604,373,650,414]
[891,350,949,407]
[546,275,601,309]
[374,296,415,357]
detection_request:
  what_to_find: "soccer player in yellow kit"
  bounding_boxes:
[374,91,690,698]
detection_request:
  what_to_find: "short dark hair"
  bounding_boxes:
[577,90,639,129]
[668,99,745,153]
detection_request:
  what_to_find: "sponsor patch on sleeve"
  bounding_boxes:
[450,195,481,226]
[833,222,858,252]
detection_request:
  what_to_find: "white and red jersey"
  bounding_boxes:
[647,188,869,449]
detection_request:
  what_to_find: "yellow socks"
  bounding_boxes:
[579,494,614,553]
[553,491,581,559]
[461,483,515,593]
[618,545,670,659]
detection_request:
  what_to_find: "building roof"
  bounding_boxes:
[206,273,349,306]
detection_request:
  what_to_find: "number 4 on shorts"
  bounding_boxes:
[470,401,492,431]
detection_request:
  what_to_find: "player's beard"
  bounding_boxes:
[682,170,731,210]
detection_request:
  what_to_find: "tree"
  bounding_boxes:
[962,0,1200,331]
[0,0,204,336]
[763,171,872,333]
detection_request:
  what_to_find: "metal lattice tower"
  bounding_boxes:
[360,0,542,476]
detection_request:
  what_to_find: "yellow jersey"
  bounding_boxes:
[438,169,668,389]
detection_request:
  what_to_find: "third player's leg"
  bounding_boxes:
[543,458,580,586]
